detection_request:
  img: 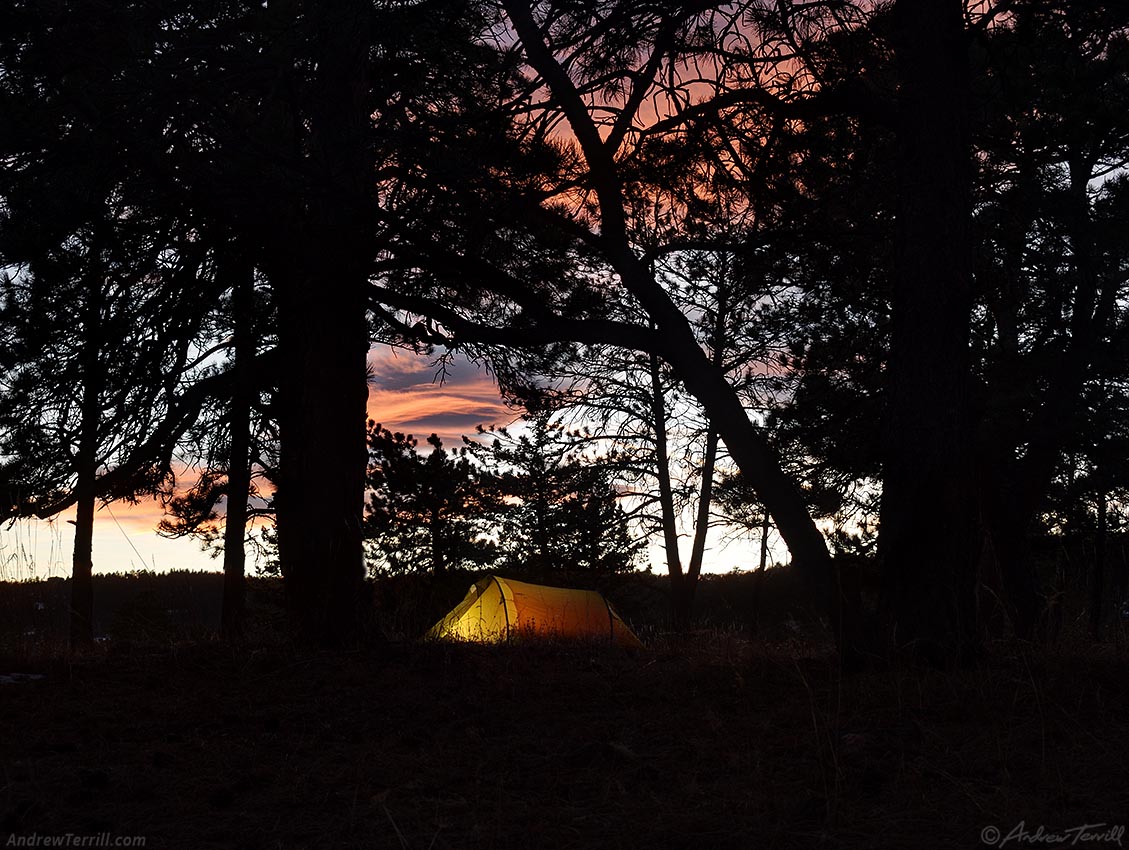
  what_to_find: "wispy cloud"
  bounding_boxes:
[367,346,515,445]
[5,348,519,576]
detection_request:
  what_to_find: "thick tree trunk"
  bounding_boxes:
[274,0,372,647]
[221,253,254,641]
[880,0,978,665]
[276,263,369,646]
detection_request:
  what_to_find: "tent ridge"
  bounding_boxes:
[492,575,511,639]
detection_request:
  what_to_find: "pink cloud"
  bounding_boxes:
[97,350,512,538]
[367,346,516,445]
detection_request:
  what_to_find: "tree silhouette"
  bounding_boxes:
[969,1,1129,639]
[369,1,854,648]
[466,414,642,575]
[2,0,1125,661]
[0,207,212,645]
[549,245,778,626]
[155,244,277,640]
[0,0,275,644]
[364,424,502,575]
[746,1,1129,648]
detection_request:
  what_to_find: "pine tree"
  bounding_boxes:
[467,413,642,575]
[364,424,503,575]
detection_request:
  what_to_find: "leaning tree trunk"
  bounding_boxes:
[660,342,854,649]
[506,0,855,659]
[880,0,978,665]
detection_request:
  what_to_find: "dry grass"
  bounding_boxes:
[2,571,1127,848]
[2,630,1127,850]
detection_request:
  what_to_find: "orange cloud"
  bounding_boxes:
[367,346,516,446]
[6,349,515,574]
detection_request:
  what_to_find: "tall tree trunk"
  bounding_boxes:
[880,0,978,665]
[675,427,719,629]
[71,239,104,649]
[221,252,254,641]
[749,507,771,636]
[979,442,1040,639]
[274,0,372,647]
[71,388,99,649]
[982,152,1105,640]
[1091,488,1107,641]
[275,265,369,647]
[649,350,686,625]
[759,506,771,573]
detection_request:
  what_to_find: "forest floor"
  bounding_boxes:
[2,628,1128,850]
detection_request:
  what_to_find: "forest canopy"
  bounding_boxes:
[1,0,1127,661]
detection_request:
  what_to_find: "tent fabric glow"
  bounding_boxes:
[426,576,643,648]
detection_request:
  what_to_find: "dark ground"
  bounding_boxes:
[1,571,1127,849]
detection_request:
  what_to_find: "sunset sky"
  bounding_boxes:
[366,345,517,447]
[0,345,777,581]
[0,346,514,580]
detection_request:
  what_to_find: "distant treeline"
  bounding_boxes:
[3,534,1126,659]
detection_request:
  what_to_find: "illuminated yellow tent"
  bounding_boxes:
[426,576,642,647]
